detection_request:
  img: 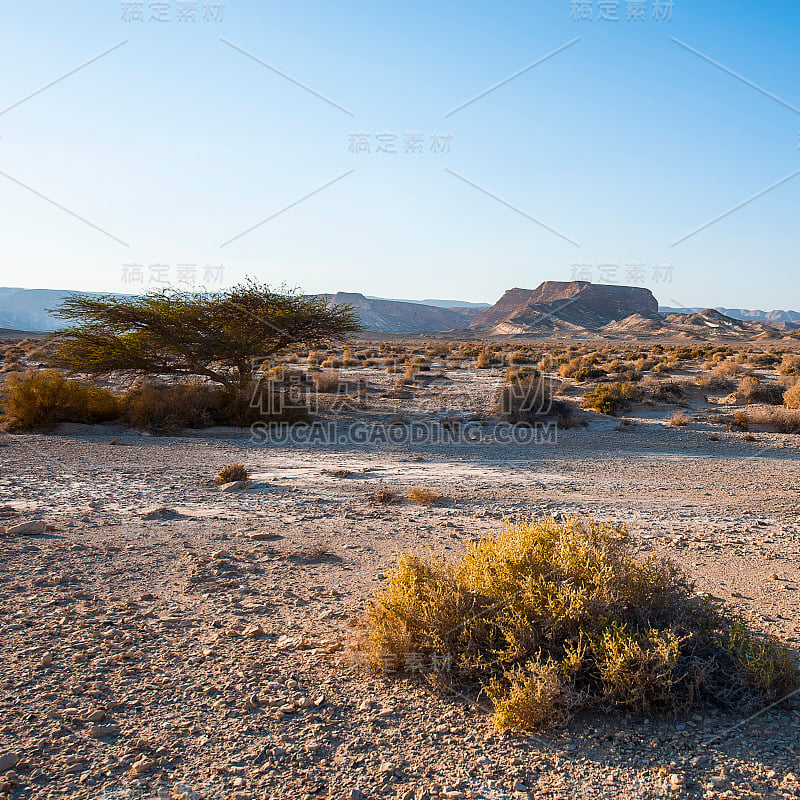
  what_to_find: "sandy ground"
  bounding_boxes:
[1,361,800,800]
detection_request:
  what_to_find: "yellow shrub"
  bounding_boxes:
[0,370,120,431]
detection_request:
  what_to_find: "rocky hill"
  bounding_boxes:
[660,306,800,330]
[471,281,659,334]
[321,292,482,333]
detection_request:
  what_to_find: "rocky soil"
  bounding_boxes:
[1,411,799,800]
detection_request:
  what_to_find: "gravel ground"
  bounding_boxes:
[1,407,799,800]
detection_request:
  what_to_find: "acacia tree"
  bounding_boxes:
[50,281,361,390]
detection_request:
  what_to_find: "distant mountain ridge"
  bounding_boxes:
[0,287,485,334]
[660,306,800,328]
[0,285,798,336]
[320,292,482,332]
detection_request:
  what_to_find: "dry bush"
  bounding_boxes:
[746,352,780,368]
[475,347,492,369]
[215,462,248,484]
[125,383,230,432]
[0,370,121,431]
[734,376,784,405]
[407,487,442,506]
[284,544,337,564]
[126,381,310,433]
[696,362,744,392]
[486,661,572,731]
[668,413,690,427]
[634,357,656,371]
[778,354,800,377]
[359,516,798,731]
[559,357,606,382]
[504,366,539,383]
[640,377,686,403]
[741,407,800,434]
[313,370,341,394]
[494,374,574,426]
[712,361,745,379]
[341,349,359,367]
[321,356,342,369]
[506,350,532,366]
[784,382,800,409]
[733,409,750,431]
[580,382,642,416]
[370,487,401,504]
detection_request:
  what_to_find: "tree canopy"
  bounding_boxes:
[50,281,361,389]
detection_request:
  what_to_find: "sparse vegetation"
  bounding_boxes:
[735,376,784,405]
[407,487,442,506]
[783,382,800,409]
[370,487,401,504]
[0,370,121,431]
[667,412,690,427]
[359,516,799,731]
[214,462,248,484]
[50,281,361,390]
[580,382,642,416]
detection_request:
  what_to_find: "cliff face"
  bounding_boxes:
[469,288,537,329]
[471,281,659,332]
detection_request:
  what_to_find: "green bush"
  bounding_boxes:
[359,516,798,731]
[0,370,121,431]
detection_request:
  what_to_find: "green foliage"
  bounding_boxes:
[360,516,799,731]
[50,281,361,389]
[0,370,121,431]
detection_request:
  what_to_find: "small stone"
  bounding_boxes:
[85,709,106,723]
[219,481,246,492]
[173,785,201,800]
[0,753,18,772]
[7,520,47,536]
[130,756,156,774]
[668,773,685,788]
[348,790,365,800]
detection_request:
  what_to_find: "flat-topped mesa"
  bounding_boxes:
[471,281,659,331]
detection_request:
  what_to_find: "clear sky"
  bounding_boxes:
[0,0,798,309]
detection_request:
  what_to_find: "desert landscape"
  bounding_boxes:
[1,280,800,800]
[3,2,800,798]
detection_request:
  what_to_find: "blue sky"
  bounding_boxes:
[0,0,798,309]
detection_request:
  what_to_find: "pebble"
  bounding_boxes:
[219,481,246,492]
[6,520,47,536]
[0,753,18,772]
